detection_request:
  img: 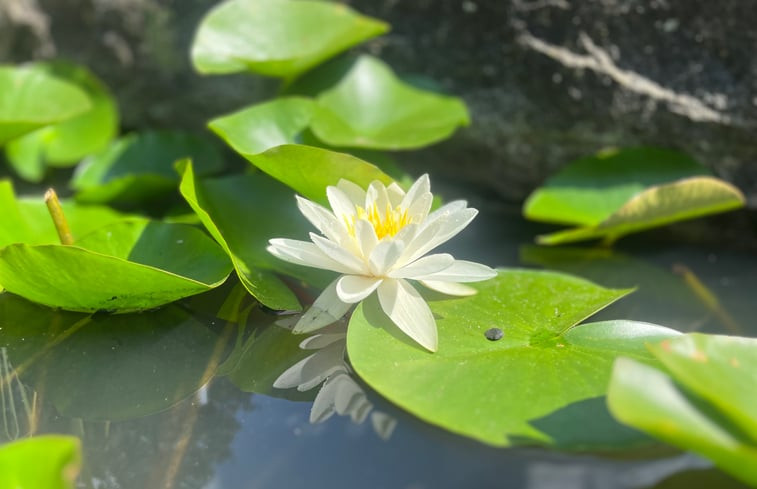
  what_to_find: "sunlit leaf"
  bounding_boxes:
[348,269,678,448]
[0,65,90,145]
[309,56,470,149]
[0,218,232,312]
[191,0,388,78]
[523,148,745,244]
[608,334,757,486]
[71,130,223,206]
[244,144,393,205]
[5,62,118,182]
[0,436,81,489]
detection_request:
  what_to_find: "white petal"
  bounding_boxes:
[332,374,364,414]
[377,278,438,352]
[294,278,352,333]
[400,174,430,210]
[406,192,433,222]
[327,186,357,220]
[310,376,338,423]
[365,180,390,215]
[368,239,404,276]
[336,179,366,206]
[421,280,477,296]
[354,219,379,258]
[273,341,346,390]
[422,200,468,230]
[296,195,346,244]
[267,238,352,274]
[336,275,382,303]
[398,207,478,266]
[388,253,454,279]
[411,260,497,282]
[309,233,366,275]
[371,411,398,440]
[393,222,418,245]
[386,182,405,206]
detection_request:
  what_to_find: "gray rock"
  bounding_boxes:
[2,0,756,206]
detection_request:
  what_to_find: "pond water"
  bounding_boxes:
[0,197,754,489]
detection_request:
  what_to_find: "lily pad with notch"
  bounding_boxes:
[0,435,81,489]
[0,218,232,312]
[347,269,680,448]
[190,0,388,78]
[0,65,91,145]
[523,147,745,245]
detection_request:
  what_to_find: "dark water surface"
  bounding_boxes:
[0,202,754,489]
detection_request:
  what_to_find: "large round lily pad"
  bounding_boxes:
[347,269,679,448]
[0,218,232,312]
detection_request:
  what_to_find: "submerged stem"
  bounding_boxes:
[44,188,74,245]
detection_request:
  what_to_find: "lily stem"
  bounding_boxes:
[44,188,74,245]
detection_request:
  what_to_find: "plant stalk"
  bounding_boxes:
[44,188,74,245]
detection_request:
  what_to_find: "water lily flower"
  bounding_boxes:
[267,174,496,352]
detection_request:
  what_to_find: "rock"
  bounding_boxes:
[2,0,756,206]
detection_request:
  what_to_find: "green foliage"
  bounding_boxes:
[309,56,470,149]
[523,147,745,244]
[0,65,91,145]
[0,219,232,312]
[608,334,757,486]
[191,0,388,78]
[5,62,118,182]
[347,269,678,448]
[0,436,81,489]
[71,130,223,206]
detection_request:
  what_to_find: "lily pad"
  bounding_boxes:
[0,218,232,312]
[309,56,470,149]
[0,436,81,489]
[71,130,223,206]
[608,334,757,486]
[523,147,745,245]
[0,180,127,248]
[5,62,118,182]
[244,144,393,205]
[347,269,680,447]
[178,160,329,310]
[0,65,91,145]
[208,97,315,155]
[190,0,388,78]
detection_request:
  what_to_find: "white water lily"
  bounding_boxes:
[267,174,496,352]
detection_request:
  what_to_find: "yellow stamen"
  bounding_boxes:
[345,203,412,240]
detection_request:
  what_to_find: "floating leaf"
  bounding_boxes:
[178,160,329,310]
[71,130,223,206]
[309,56,470,149]
[0,436,81,489]
[0,65,91,145]
[0,180,127,248]
[523,148,745,244]
[191,0,388,78]
[608,334,757,486]
[347,269,679,448]
[0,218,232,312]
[5,62,118,182]
[208,97,315,155]
[244,144,393,205]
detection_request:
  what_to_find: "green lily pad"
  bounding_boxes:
[71,130,223,206]
[0,436,81,489]
[523,147,745,245]
[190,0,388,78]
[0,293,224,421]
[0,218,232,312]
[5,62,118,182]
[347,269,680,448]
[178,160,329,310]
[0,65,91,145]
[243,144,393,205]
[0,180,127,248]
[309,56,470,149]
[608,334,757,486]
[208,97,316,155]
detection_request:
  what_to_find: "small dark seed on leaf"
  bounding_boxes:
[485,328,504,341]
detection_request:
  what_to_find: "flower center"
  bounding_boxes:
[346,203,412,240]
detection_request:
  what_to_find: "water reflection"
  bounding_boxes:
[0,348,35,441]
